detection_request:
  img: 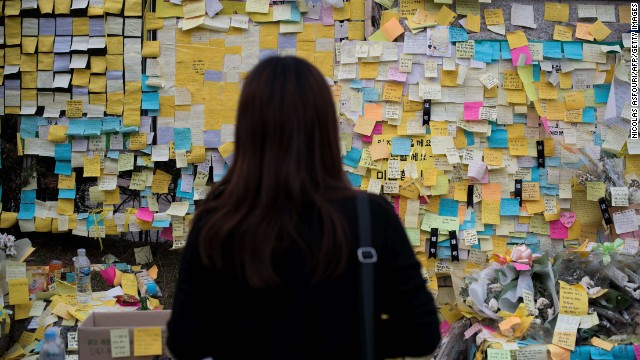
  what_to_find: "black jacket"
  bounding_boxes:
[167,193,440,359]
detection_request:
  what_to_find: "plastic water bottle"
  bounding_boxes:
[39,327,65,359]
[75,249,92,304]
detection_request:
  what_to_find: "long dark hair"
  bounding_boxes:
[195,56,354,288]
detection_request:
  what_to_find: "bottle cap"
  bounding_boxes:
[78,248,86,256]
[45,327,59,341]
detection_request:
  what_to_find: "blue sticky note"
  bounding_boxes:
[582,107,595,123]
[21,189,37,203]
[54,144,72,161]
[436,245,451,259]
[141,75,160,92]
[464,130,475,146]
[488,129,508,148]
[107,151,120,159]
[67,120,85,136]
[543,41,562,58]
[86,215,104,229]
[439,198,459,217]
[289,2,301,22]
[350,80,363,89]
[152,218,171,228]
[102,118,121,133]
[142,92,160,110]
[17,203,36,220]
[176,179,194,199]
[66,272,75,283]
[500,198,521,216]
[58,187,76,199]
[570,346,591,360]
[448,27,468,42]
[473,41,493,63]
[612,345,635,360]
[391,137,411,156]
[594,84,611,103]
[533,64,541,82]
[346,172,362,187]
[490,42,501,60]
[343,148,362,168]
[563,42,583,60]
[590,346,613,360]
[20,117,39,138]
[84,120,102,136]
[500,41,512,60]
[174,128,192,151]
[363,88,379,102]
[55,161,72,175]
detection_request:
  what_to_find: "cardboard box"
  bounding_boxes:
[78,310,172,359]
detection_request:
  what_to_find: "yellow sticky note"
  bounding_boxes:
[586,182,606,201]
[522,182,540,201]
[121,273,138,296]
[15,302,33,320]
[47,125,68,143]
[553,25,573,41]
[483,148,502,166]
[129,133,147,150]
[559,281,588,316]
[564,91,585,111]
[66,100,83,118]
[544,2,569,22]
[18,331,36,348]
[506,31,528,49]
[8,278,30,305]
[491,236,507,255]
[151,170,172,194]
[482,200,501,225]
[589,20,611,42]
[483,8,504,25]
[133,328,163,356]
[141,41,160,58]
[382,82,403,102]
[435,5,456,26]
[465,14,480,33]
[83,156,101,177]
[0,212,19,228]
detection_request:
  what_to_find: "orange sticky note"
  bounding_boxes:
[370,142,390,161]
[381,17,404,41]
[354,117,377,136]
[364,103,383,121]
[576,23,595,41]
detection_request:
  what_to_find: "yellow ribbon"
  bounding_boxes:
[88,208,108,251]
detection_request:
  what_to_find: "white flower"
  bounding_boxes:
[536,297,550,309]
[488,298,498,312]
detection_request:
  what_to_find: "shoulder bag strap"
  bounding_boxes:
[357,192,377,360]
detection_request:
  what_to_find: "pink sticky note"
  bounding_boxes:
[510,46,532,66]
[387,67,408,82]
[135,207,154,222]
[160,227,173,240]
[632,344,640,359]
[361,123,383,143]
[100,265,116,286]
[549,219,568,239]
[560,212,576,227]
[513,263,531,271]
[440,320,451,336]
[463,102,483,120]
[394,196,400,215]
[540,117,552,136]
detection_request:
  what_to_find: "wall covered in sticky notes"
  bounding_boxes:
[0,0,636,273]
